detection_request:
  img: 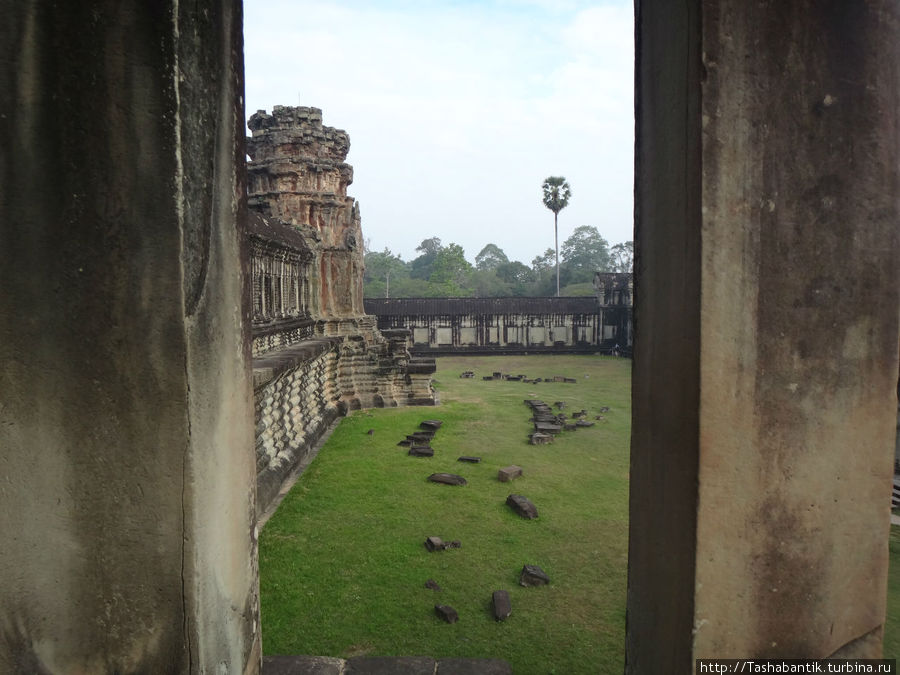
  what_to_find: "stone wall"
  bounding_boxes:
[246,106,435,515]
[0,2,259,672]
[365,293,632,355]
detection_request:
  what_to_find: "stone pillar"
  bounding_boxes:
[0,2,259,673]
[629,1,899,670]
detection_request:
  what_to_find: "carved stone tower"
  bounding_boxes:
[247,106,365,322]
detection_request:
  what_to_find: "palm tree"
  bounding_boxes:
[542,176,571,296]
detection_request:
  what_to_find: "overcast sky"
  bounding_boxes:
[244,0,634,266]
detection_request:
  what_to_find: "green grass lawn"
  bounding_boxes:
[259,353,900,668]
[260,354,631,673]
[886,525,900,658]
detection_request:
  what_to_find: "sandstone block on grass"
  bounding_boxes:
[408,446,434,457]
[519,564,550,587]
[498,465,523,482]
[435,604,459,624]
[429,473,467,486]
[492,590,512,621]
[506,494,538,519]
[425,536,444,552]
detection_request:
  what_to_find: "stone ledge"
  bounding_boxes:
[262,656,512,675]
[253,337,341,389]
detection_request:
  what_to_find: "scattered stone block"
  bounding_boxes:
[563,423,577,431]
[575,420,595,428]
[492,590,512,621]
[572,410,586,418]
[435,604,459,624]
[425,579,441,591]
[533,378,543,383]
[425,536,445,552]
[397,439,412,447]
[553,376,565,382]
[533,422,562,434]
[420,419,443,430]
[529,433,553,445]
[445,540,461,549]
[599,406,610,413]
[506,494,538,519]
[493,372,502,378]
[498,465,523,482]
[554,401,566,409]
[366,429,374,435]
[594,415,605,420]
[519,564,550,587]
[459,371,474,378]
[410,430,435,440]
[507,375,522,381]
[458,456,481,463]
[429,473,467,486]
[409,446,434,457]
[482,376,494,381]
[564,377,577,383]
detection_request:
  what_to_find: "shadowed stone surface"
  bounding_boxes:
[428,473,467,486]
[346,657,436,674]
[420,420,443,430]
[506,495,538,519]
[262,656,514,674]
[519,565,551,587]
[492,590,512,621]
[425,579,441,591]
[425,536,444,552]
[529,433,553,445]
[263,656,343,675]
[436,660,512,675]
[408,446,434,458]
[457,456,481,463]
[435,605,459,624]
[498,466,523,482]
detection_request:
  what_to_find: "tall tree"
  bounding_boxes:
[561,225,611,282]
[429,243,473,295]
[609,241,634,273]
[474,243,509,271]
[410,237,443,280]
[542,176,572,296]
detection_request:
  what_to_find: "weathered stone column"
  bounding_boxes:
[0,2,259,673]
[629,1,899,670]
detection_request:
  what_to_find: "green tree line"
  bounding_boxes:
[363,228,633,298]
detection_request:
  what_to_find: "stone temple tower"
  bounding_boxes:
[247,106,365,322]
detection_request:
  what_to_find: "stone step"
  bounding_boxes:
[263,655,512,674]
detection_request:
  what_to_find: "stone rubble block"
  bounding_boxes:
[529,433,553,445]
[519,564,550,587]
[497,465,523,482]
[420,419,443,430]
[428,473,467,486]
[408,446,434,457]
[435,604,459,624]
[457,456,481,463]
[491,590,512,621]
[425,579,441,591]
[506,494,538,519]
